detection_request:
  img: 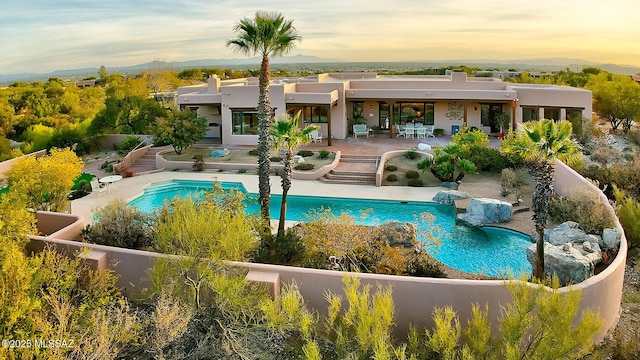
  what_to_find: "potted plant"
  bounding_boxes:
[494,112,510,139]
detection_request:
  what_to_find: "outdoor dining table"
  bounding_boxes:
[98,175,122,192]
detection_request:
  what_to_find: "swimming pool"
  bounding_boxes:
[128,179,532,277]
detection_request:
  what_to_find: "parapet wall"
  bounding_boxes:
[29,161,626,341]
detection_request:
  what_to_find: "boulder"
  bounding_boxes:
[433,190,469,205]
[456,198,512,227]
[602,228,622,249]
[527,242,596,285]
[533,222,603,260]
[377,221,417,247]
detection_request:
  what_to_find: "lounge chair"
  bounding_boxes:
[309,130,322,143]
[352,124,370,138]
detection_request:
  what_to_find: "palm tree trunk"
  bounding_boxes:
[257,54,273,230]
[277,150,294,237]
[529,161,554,280]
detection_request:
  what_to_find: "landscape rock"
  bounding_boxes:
[602,228,622,249]
[527,242,596,285]
[534,221,603,260]
[377,221,417,247]
[456,198,512,227]
[433,190,469,205]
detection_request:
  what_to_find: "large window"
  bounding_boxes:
[379,102,390,129]
[231,109,258,135]
[286,105,329,123]
[544,108,561,121]
[393,102,434,125]
[566,108,583,121]
[522,107,539,122]
[481,104,503,131]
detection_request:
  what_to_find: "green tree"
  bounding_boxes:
[269,111,316,236]
[150,108,207,155]
[418,143,478,183]
[227,11,302,229]
[5,147,84,212]
[501,120,581,279]
[588,72,640,133]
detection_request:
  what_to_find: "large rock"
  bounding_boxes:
[527,242,596,285]
[376,221,417,247]
[456,198,512,227]
[433,190,469,205]
[532,221,603,261]
[602,228,622,249]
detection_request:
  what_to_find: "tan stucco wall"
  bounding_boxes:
[0,149,46,179]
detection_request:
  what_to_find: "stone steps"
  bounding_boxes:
[320,153,380,185]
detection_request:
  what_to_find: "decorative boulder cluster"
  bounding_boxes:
[433,190,469,206]
[526,221,622,285]
[456,198,512,227]
[376,221,417,248]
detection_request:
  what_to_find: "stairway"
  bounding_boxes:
[128,147,167,175]
[320,154,380,185]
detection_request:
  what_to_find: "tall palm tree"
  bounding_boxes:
[502,119,581,279]
[270,112,317,237]
[227,11,301,230]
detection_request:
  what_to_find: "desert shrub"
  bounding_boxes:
[404,150,419,160]
[405,170,419,179]
[83,199,155,249]
[248,149,259,156]
[256,227,304,264]
[452,127,490,149]
[501,167,530,199]
[405,252,445,278]
[549,188,614,234]
[615,186,640,248]
[385,164,398,172]
[147,292,194,359]
[297,149,314,157]
[270,155,283,162]
[192,153,205,171]
[627,129,640,146]
[433,128,445,136]
[237,168,247,173]
[318,149,330,159]
[117,135,144,155]
[590,142,621,167]
[386,174,398,182]
[408,179,424,187]
[466,145,511,172]
[294,163,315,171]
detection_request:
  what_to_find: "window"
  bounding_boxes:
[286,105,328,123]
[522,107,539,122]
[379,102,390,129]
[352,101,364,120]
[544,108,561,121]
[566,108,583,121]
[480,104,503,129]
[231,109,259,135]
[393,102,434,125]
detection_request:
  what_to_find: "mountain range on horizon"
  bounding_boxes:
[2,54,639,84]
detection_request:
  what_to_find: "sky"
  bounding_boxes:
[1,0,639,74]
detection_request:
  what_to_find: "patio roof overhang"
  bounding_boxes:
[345,89,518,102]
[284,90,339,105]
[178,92,222,105]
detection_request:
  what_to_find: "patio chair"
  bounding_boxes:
[404,124,415,139]
[425,125,436,138]
[90,178,106,194]
[415,127,427,139]
[309,130,322,143]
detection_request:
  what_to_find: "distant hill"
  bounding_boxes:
[1,55,638,84]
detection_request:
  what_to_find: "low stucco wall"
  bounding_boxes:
[99,134,153,151]
[36,211,85,241]
[116,145,152,172]
[0,149,46,179]
[28,161,626,341]
[155,149,341,180]
[376,150,432,186]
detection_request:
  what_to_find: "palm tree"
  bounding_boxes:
[270,112,317,237]
[418,143,478,184]
[501,119,581,279]
[227,11,302,230]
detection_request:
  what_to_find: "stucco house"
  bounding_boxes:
[177,71,592,146]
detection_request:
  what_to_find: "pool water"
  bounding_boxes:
[128,179,532,277]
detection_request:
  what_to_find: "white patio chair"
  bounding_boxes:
[404,124,415,139]
[425,125,436,138]
[90,178,106,194]
[309,130,322,143]
[415,127,427,139]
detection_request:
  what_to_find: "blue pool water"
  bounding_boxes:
[128,179,532,277]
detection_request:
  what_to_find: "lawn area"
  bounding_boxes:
[72,172,95,190]
[162,148,335,170]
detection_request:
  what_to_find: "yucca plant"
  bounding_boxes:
[418,143,478,183]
